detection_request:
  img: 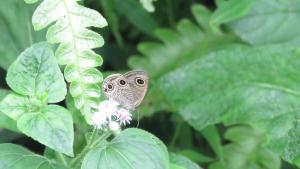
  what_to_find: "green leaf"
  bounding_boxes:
[0,143,67,169]
[32,0,106,113]
[24,0,38,4]
[170,153,202,169]
[0,0,45,70]
[129,4,237,79]
[113,0,158,36]
[17,105,74,156]
[229,0,300,45]
[6,43,66,103]
[170,163,186,169]
[200,125,223,159]
[0,93,33,120]
[210,0,253,33]
[101,0,124,47]
[81,128,169,169]
[0,89,18,131]
[191,4,213,33]
[139,0,157,12]
[158,44,300,164]
[129,4,237,117]
[209,126,280,169]
[180,150,214,163]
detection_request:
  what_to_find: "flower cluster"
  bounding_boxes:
[91,100,132,131]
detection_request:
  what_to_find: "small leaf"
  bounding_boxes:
[0,143,67,169]
[200,125,223,159]
[229,0,300,45]
[170,153,203,169]
[17,105,74,156]
[0,93,33,120]
[0,89,18,131]
[81,128,169,169]
[6,42,66,103]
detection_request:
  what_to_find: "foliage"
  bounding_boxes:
[0,0,300,169]
[27,0,107,119]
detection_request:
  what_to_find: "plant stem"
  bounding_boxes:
[56,152,67,166]
[69,130,112,168]
[166,0,175,27]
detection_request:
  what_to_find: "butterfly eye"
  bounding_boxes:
[107,84,114,91]
[119,79,126,86]
[135,78,145,86]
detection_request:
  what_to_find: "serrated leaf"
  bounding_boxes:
[158,44,300,164]
[229,0,300,45]
[81,128,169,169]
[17,105,74,156]
[0,143,68,169]
[32,0,107,112]
[6,43,66,103]
[0,0,45,70]
[129,4,237,117]
[170,153,202,169]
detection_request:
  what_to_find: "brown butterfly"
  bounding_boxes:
[102,70,149,110]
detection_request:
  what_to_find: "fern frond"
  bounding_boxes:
[129,4,238,79]
[27,0,107,117]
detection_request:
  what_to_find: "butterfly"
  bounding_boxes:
[102,70,149,110]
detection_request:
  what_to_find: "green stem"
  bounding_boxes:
[170,120,183,147]
[166,0,175,27]
[56,152,67,166]
[69,130,112,168]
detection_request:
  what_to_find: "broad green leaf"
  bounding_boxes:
[81,128,169,169]
[170,153,202,169]
[0,143,67,169]
[209,126,280,169]
[17,105,74,156]
[0,89,18,131]
[159,44,300,164]
[113,0,158,36]
[229,0,300,45]
[0,0,45,70]
[32,0,106,113]
[6,43,66,103]
[210,0,253,32]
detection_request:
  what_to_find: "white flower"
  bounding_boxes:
[91,112,107,129]
[109,121,120,131]
[98,99,119,121]
[116,108,132,125]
